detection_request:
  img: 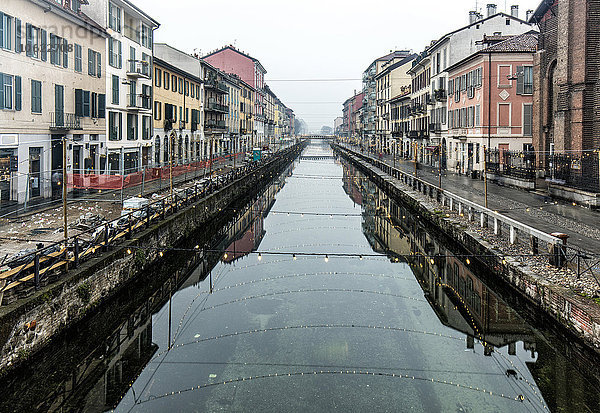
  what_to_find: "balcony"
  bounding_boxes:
[204,119,226,130]
[127,94,151,110]
[205,79,228,94]
[206,101,229,113]
[429,123,442,133]
[434,89,447,101]
[127,60,150,78]
[50,112,82,130]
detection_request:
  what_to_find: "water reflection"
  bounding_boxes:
[2,141,598,412]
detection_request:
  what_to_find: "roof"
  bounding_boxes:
[428,12,533,53]
[446,31,538,72]
[480,31,538,53]
[121,0,160,27]
[376,54,419,79]
[203,45,267,74]
[36,0,108,37]
[364,51,412,73]
[529,0,557,24]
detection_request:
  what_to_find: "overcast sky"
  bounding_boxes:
[132,0,542,132]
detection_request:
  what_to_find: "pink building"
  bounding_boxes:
[446,32,537,174]
[204,46,267,143]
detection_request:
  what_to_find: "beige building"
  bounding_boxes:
[223,74,241,155]
[407,51,432,164]
[0,0,108,205]
[239,79,254,150]
[375,54,416,154]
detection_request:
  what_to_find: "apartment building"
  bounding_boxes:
[152,45,203,167]
[426,5,534,169]
[223,74,240,155]
[446,32,537,175]
[0,0,108,206]
[84,0,159,175]
[239,79,254,150]
[407,51,431,165]
[203,46,267,146]
[375,54,417,154]
[390,87,412,157]
[264,84,275,143]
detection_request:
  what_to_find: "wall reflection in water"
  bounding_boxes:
[343,161,600,413]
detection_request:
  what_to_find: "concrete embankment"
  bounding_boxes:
[334,144,600,355]
[0,143,305,374]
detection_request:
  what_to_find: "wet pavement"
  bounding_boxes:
[1,141,599,412]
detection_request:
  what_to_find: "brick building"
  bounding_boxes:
[530,0,600,195]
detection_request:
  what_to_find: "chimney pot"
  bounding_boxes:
[511,5,519,18]
[526,9,534,22]
[487,3,497,17]
[469,11,478,25]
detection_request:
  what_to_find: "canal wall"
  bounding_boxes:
[0,143,305,375]
[334,144,600,354]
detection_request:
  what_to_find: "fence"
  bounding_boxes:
[546,151,600,193]
[486,149,536,181]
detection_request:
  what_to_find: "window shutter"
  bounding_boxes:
[91,92,97,117]
[83,90,90,117]
[118,41,122,68]
[118,112,122,139]
[15,76,21,111]
[0,13,4,49]
[62,39,68,68]
[108,39,113,67]
[97,52,101,78]
[88,49,94,75]
[75,89,83,116]
[99,94,105,118]
[516,65,524,95]
[476,105,480,126]
[40,29,47,61]
[523,104,532,136]
[0,73,4,109]
[109,3,113,29]
[26,24,32,56]
[15,19,21,53]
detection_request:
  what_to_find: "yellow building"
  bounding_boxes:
[239,79,254,151]
[153,45,203,167]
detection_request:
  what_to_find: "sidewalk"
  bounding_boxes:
[350,145,600,254]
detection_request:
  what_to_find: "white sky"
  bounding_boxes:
[131,0,542,132]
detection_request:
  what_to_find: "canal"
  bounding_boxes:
[2,140,599,412]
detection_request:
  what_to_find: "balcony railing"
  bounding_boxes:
[204,79,228,93]
[429,123,442,133]
[204,119,226,130]
[434,89,447,101]
[206,102,229,113]
[127,60,150,78]
[50,112,82,130]
[127,94,151,110]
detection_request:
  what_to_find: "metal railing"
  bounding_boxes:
[0,142,305,306]
[336,143,565,266]
[126,59,150,77]
[50,112,82,130]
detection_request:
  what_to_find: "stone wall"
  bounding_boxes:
[0,143,304,374]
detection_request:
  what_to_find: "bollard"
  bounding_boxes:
[509,226,517,244]
[494,217,501,235]
[530,235,539,255]
[480,212,487,228]
[74,237,79,268]
[550,233,569,267]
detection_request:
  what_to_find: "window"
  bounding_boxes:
[50,34,61,66]
[171,75,176,92]
[185,80,189,96]
[0,12,13,50]
[141,24,152,49]
[109,2,121,32]
[164,71,169,90]
[475,105,481,126]
[154,100,161,120]
[108,38,122,68]
[155,68,161,87]
[506,18,511,25]
[517,66,533,95]
[83,90,90,117]
[127,113,138,140]
[109,111,122,140]
[40,29,46,61]
[142,115,151,139]
[523,104,533,136]
[15,18,21,53]
[196,85,200,99]
[74,44,82,72]
[178,77,183,94]
[112,75,119,104]
[190,83,195,98]
[0,73,21,110]
[26,23,39,58]
[31,79,42,113]
[88,49,101,77]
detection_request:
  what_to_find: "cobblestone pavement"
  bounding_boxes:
[363,149,600,254]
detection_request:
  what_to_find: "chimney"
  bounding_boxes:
[526,9,534,21]
[487,3,497,17]
[511,5,519,18]
[469,11,478,25]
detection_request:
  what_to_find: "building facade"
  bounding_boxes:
[530,0,600,194]
[84,0,159,175]
[239,79,254,150]
[407,52,432,165]
[446,32,537,174]
[0,0,108,205]
[203,46,267,147]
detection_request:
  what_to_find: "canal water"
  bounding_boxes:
[3,140,599,412]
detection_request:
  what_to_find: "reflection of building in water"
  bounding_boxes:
[342,164,363,206]
[346,162,536,354]
[44,300,157,412]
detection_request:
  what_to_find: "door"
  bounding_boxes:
[142,147,149,167]
[51,135,63,200]
[88,145,97,174]
[73,145,82,175]
[467,143,474,174]
[29,147,42,198]
[55,85,64,127]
